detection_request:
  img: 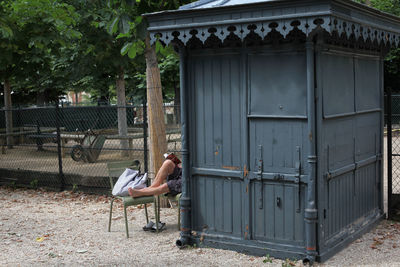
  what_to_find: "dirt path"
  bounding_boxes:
[1,187,400,267]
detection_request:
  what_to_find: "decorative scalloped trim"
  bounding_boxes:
[150,15,400,49]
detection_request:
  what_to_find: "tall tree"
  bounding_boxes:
[109,0,193,205]
[0,0,80,146]
[109,1,168,176]
[62,0,145,154]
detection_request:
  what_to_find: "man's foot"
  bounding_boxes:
[128,187,139,197]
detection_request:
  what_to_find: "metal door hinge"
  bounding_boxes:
[295,146,301,213]
[258,145,263,209]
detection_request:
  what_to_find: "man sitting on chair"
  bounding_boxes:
[128,153,181,198]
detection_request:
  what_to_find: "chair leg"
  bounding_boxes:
[123,203,129,238]
[108,198,115,232]
[158,195,161,222]
[144,204,149,224]
[154,198,159,233]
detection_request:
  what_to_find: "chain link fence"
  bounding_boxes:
[0,103,181,194]
[390,94,400,195]
[387,91,400,220]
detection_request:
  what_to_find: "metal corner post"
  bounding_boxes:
[304,40,318,264]
[176,46,193,248]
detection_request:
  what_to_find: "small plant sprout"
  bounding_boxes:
[72,183,78,192]
[30,179,38,189]
[263,254,273,263]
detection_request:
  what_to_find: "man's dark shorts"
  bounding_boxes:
[166,165,182,195]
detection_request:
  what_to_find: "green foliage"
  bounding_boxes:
[128,51,180,104]
[102,0,194,103]
[9,181,16,190]
[0,0,196,106]
[72,183,78,192]
[0,2,12,38]
[159,51,180,101]
[263,254,273,263]
[30,179,38,189]
[2,0,400,106]
[0,0,81,105]
[385,49,400,90]
[354,0,400,15]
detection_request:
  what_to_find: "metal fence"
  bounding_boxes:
[0,102,181,193]
[387,91,400,220]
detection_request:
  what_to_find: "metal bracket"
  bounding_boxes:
[295,146,301,213]
[257,145,263,209]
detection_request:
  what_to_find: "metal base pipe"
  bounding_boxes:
[305,40,318,261]
[176,46,193,248]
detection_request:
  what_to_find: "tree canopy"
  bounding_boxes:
[1,0,400,107]
[0,0,82,104]
[0,0,191,107]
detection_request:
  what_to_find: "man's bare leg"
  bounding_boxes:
[128,183,169,197]
[149,160,175,188]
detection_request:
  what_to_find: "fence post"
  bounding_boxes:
[143,98,148,174]
[55,101,65,191]
[387,88,393,219]
[4,79,13,149]
[17,106,22,144]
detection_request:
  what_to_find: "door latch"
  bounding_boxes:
[295,146,301,213]
[257,145,263,209]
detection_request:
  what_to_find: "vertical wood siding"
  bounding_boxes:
[192,54,243,169]
[320,52,382,245]
[192,176,243,237]
[251,182,305,244]
[190,52,244,238]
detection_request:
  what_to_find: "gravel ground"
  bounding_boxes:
[1,186,400,267]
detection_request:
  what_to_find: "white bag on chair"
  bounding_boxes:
[112,168,148,197]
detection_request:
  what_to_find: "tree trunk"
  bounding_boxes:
[145,35,168,207]
[4,79,13,148]
[116,68,129,157]
[36,91,46,106]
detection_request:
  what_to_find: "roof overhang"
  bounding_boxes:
[144,0,400,48]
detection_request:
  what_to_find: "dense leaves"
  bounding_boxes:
[0,0,193,107]
[354,0,400,14]
[2,0,400,106]
[105,0,193,104]
[0,0,81,105]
